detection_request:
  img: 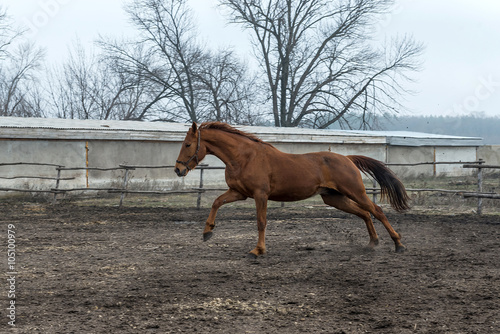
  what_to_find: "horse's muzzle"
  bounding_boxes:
[174,167,187,177]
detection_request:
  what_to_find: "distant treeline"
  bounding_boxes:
[380,115,500,145]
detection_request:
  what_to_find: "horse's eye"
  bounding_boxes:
[186,143,191,148]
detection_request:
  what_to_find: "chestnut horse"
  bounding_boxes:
[175,122,409,258]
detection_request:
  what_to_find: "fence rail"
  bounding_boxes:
[0,162,226,208]
[386,161,483,166]
[0,162,64,167]
[0,176,74,180]
[0,160,498,213]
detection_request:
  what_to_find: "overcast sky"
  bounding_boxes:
[1,0,499,118]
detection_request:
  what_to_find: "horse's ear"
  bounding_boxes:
[191,122,198,133]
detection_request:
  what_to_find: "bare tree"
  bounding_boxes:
[195,48,262,124]
[220,0,423,128]
[98,37,178,121]
[121,0,204,122]
[0,7,23,60]
[47,42,99,119]
[95,51,162,121]
[100,0,260,123]
[47,40,151,120]
[0,8,45,117]
[0,42,45,117]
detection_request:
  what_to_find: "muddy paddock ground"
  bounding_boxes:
[1,198,499,333]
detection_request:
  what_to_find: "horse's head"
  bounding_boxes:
[174,122,202,177]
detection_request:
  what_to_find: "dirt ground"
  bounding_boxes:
[1,199,499,333]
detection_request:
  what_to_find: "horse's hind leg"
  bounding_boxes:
[349,193,406,253]
[321,193,379,248]
[203,189,246,241]
[368,202,406,252]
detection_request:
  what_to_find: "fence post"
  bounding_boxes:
[119,168,131,207]
[197,167,205,210]
[52,166,62,204]
[477,159,484,215]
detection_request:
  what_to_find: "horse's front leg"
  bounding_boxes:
[248,194,268,258]
[203,189,246,241]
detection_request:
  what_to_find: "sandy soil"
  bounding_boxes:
[1,201,499,333]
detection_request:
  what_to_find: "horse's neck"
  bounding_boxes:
[202,129,252,167]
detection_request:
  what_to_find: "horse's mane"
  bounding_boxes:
[200,122,272,146]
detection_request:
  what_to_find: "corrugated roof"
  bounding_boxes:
[0,116,187,132]
[340,130,484,146]
[0,117,483,146]
[0,117,191,142]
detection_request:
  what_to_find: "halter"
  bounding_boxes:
[176,129,201,171]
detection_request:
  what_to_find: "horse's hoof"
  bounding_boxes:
[395,245,406,253]
[247,252,258,260]
[203,232,213,242]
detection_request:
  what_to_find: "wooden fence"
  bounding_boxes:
[0,162,225,208]
[462,162,500,214]
[0,160,499,214]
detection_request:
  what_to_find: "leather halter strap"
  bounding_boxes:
[176,129,201,171]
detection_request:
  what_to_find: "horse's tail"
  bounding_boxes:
[348,155,410,212]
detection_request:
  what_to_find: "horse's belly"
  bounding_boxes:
[267,165,323,201]
[268,193,317,202]
[268,185,320,202]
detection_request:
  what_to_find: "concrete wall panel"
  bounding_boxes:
[0,140,86,190]
[435,146,477,176]
[387,146,435,177]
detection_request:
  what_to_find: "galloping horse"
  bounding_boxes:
[175,122,410,258]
